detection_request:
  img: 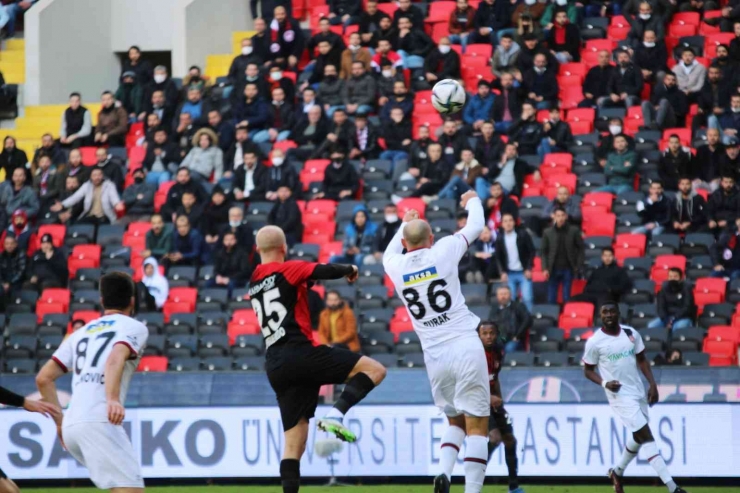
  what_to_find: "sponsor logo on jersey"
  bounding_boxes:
[85,320,114,334]
[402,267,439,286]
[607,348,635,362]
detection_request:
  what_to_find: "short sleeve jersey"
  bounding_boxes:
[582,325,647,403]
[52,314,148,425]
[249,260,318,354]
[485,342,505,393]
[384,233,480,352]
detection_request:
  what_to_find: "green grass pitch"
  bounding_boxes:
[22,485,737,493]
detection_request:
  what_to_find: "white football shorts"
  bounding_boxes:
[63,422,144,490]
[424,334,491,418]
[610,397,650,432]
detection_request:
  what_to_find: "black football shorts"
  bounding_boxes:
[488,406,514,435]
[267,344,362,431]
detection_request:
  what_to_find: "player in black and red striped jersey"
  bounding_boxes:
[250,225,387,493]
[478,321,524,493]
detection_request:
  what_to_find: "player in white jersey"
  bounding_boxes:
[583,301,688,493]
[36,272,148,493]
[384,190,490,493]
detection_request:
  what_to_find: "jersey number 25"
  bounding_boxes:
[402,279,452,320]
[251,288,288,338]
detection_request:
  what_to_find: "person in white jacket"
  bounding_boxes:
[180,128,223,192]
[141,257,169,308]
[50,168,123,225]
[672,48,706,99]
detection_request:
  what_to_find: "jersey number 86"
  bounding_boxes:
[402,280,452,320]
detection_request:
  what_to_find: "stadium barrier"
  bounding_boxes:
[1,404,738,480]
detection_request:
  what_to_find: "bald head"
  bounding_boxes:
[403,219,433,249]
[256,226,287,255]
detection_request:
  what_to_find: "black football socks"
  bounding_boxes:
[334,372,376,415]
[280,458,300,493]
[505,443,519,491]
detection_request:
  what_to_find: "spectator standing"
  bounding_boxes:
[633,30,668,85]
[673,177,708,234]
[208,231,252,296]
[462,81,495,136]
[330,205,377,265]
[233,151,269,202]
[448,0,476,51]
[707,174,740,235]
[268,185,303,246]
[52,168,123,228]
[423,37,462,87]
[495,213,535,310]
[269,6,305,70]
[367,204,401,264]
[650,268,695,330]
[180,128,224,190]
[541,207,584,303]
[582,50,617,107]
[673,48,706,101]
[0,137,28,184]
[94,147,125,193]
[317,145,360,200]
[641,73,688,131]
[121,168,155,225]
[633,181,673,236]
[658,135,694,191]
[487,285,532,353]
[0,168,39,224]
[0,234,25,305]
[522,53,559,109]
[59,93,92,148]
[121,46,153,87]
[26,234,68,292]
[537,107,573,159]
[340,33,372,79]
[546,9,581,63]
[597,134,637,195]
[115,72,144,122]
[142,214,172,260]
[342,62,377,115]
[604,50,644,108]
[491,34,521,78]
[95,91,128,146]
[165,215,203,267]
[141,257,169,309]
[318,290,361,352]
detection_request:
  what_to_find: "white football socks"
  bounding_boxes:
[614,435,641,476]
[463,435,488,493]
[642,441,677,492]
[439,425,466,481]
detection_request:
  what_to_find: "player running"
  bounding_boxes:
[583,301,688,493]
[0,387,60,493]
[249,226,386,493]
[36,272,148,493]
[383,190,490,493]
[477,321,524,493]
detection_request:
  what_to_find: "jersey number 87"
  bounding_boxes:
[402,280,452,320]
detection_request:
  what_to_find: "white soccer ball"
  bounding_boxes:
[431,79,466,115]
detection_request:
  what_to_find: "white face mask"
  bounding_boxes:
[525,0,536,5]
[643,41,655,48]
[272,157,284,166]
[385,213,399,223]
[382,69,393,78]
[535,67,545,74]
[349,44,360,51]
[270,72,282,81]
[732,107,740,113]
[639,13,651,20]
[609,125,622,135]
[241,46,253,55]
[439,45,451,54]
[229,221,241,228]
[154,74,166,84]
[556,0,567,5]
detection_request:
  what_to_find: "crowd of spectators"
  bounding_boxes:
[5,0,740,366]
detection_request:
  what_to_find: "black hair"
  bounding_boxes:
[650,179,663,187]
[682,47,695,56]
[669,133,681,141]
[101,90,113,97]
[500,33,513,41]
[477,321,499,332]
[602,246,614,255]
[100,272,136,311]
[553,205,568,214]
[189,65,201,72]
[129,45,141,52]
[69,92,81,99]
[668,267,684,277]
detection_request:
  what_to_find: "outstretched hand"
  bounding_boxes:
[403,209,420,222]
[345,265,359,283]
[460,190,478,209]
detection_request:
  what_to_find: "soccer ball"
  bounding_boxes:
[431,79,466,115]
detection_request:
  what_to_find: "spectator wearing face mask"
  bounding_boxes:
[318,64,346,118]
[265,150,300,199]
[143,66,180,113]
[318,290,361,352]
[115,71,144,122]
[650,267,695,331]
[120,168,155,226]
[596,134,637,195]
[367,204,401,265]
[268,186,303,246]
[545,9,581,64]
[625,2,665,48]
[229,38,262,86]
[1,209,31,253]
[633,30,668,85]
[641,73,688,131]
[673,48,706,101]
[315,145,359,200]
[340,32,372,79]
[424,37,462,87]
[596,118,635,164]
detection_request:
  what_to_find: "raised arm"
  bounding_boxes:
[457,191,485,246]
[310,263,358,282]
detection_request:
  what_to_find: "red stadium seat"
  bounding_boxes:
[607,25,631,41]
[672,12,700,26]
[319,241,343,263]
[610,15,628,27]
[561,302,595,324]
[559,86,584,109]
[305,199,337,218]
[543,153,573,170]
[544,174,576,193]
[303,233,333,245]
[558,317,591,339]
[377,2,398,16]
[559,62,587,78]
[582,192,613,212]
[614,247,642,265]
[396,198,426,219]
[695,292,722,315]
[614,233,647,255]
[40,288,70,311]
[162,302,194,322]
[582,212,616,237]
[703,339,738,366]
[79,147,98,166]
[390,318,414,340]
[465,44,493,59]
[706,326,740,344]
[426,1,456,23]
[304,159,330,173]
[651,255,687,284]
[36,302,66,322]
[668,23,697,39]
[68,257,98,278]
[566,108,595,123]
[36,225,65,249]
[71,244,101,264]
[138,356,168,372]
[694,277,727,301]
[127,221,151,237]
[167,287,197,309]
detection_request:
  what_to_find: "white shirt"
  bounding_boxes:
[383,198,485,354]
[244,166,255,196]
[52,314,148,425]
[504,231,523,271]
[582,325,647,404]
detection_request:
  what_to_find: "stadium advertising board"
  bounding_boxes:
[1,404,738,479]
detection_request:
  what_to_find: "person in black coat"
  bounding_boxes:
[572,247,632,308]
[233,156,269,202]
[392,0,425,30]
[437,120,468,166]
[642,73,689,131]
[268,6,305,70]
[538,107,573,158]
[349,114,380,161]
[706,174,740,234]
[508,102,543,156]
[209,231,252,296]
[142,66,180,115]
[199,185,231,248]
[719,142,740,182]
[93,148,125,194]
[471,0,512,44]
[229,38,264,85]
[250,0,291,22]
[545,10,581,63]
[308,40,344,85]
[0,137,29,184]
[328,0,362,25]
[312,107,354,159]
[658,135,694,191]
[266,87,296,142]
[633,181,673,237]
[223,125,265,177]
[121,46,153,87]
[474,122,505,170]
[358,1,386,47]
[142,89,176,131]
[265,152,300,199]
[268,186,303,246]
[488,143,537,198]
[517,34,560,74]
[694,128,725,186]
[491,73,525,133]
[423,38,462,85]
[380,109,413,168]
[651,268,695,331]
[162,167,209,221]
[410,143,455,198]
[604,50,644,108]
[307,17,346,61]
[495,214,536,309]
[207,110,235,154]
[287,106,330,161]
[395,16,434,63]
[26,234,68,292]
[672,177,708,234]
[695,66,730,129]
[317,145,360,200]
[633,30,668,84]
[219,206,255,253]
[581,50,616,107]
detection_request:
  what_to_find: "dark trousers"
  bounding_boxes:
[547,268,573,304]
[78,215,111,241]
